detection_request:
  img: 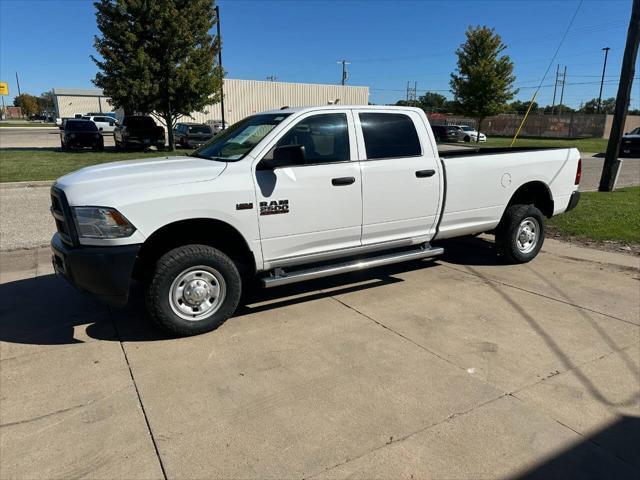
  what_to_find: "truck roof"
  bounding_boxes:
[262,105,425,115]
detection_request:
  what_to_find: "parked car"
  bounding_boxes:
[450,125,487,142]
[59,119,104,151]
[50,105,581,337]
[431,125,460,143]
[205,119,228,134]
[174,123,214,148]
[82,115,119,133]
[620,127,640,157]
[114,116,165,150]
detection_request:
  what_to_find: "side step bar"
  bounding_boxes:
[261,244,444,288]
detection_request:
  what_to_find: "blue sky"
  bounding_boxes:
[0,0,637,109]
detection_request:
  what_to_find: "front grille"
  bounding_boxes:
[50,187,78,246]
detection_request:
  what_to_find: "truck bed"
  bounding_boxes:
[435,146,580,240]
[438,146,571,158]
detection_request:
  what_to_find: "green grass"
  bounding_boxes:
[0,148,193,182]
[547,187,640,245]
[480,136,609,153]
[0,122,57,128]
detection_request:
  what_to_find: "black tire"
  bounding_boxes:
[464,135,471,142]
[495,204,545,264]
[61,141,67,151]
[145,245,242,336]
[93,142,104,152]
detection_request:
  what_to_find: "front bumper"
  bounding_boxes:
[566,190,580,212]
[51,233,140,307]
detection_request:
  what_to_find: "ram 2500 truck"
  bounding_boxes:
[50,106,581,336]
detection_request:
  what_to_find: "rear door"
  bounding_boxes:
[354,110,441,245]
[255,110,362,264]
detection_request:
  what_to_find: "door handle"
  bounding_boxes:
[332,176,356,186]
[415,169,436,178]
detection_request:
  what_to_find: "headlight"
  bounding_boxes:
[72,207,136,238]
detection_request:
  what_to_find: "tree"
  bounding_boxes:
[418,92,449,112]
[450,26,517,141]
[92,0,222,150]
[508,100,539,114]
[542,104,575,114]
[38,91,55,115]
[13,93,39,117]
[579,97,616,114]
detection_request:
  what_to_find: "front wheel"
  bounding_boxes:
[495,204,545,264]
[145,245,242,336]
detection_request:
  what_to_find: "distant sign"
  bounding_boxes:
[0,82,8,95]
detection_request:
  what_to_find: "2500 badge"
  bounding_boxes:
[260,199,289,215]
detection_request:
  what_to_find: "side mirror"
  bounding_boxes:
[260,145,305,169]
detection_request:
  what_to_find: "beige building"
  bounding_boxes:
[53,79,369,124]
[53,88,118,119]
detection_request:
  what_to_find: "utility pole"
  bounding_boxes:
[337,59,350,85]
[15,71,21,96]
[558,65,567,114]
[599,0,639,191]
[597,47,611,113]
[214,5,225,129]
[551,65,559,115]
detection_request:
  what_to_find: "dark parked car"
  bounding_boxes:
[173,123,214,148]
[114,116,165,150]
[60,119,104,151]
[431,125,459,143]
[620,127,640,157]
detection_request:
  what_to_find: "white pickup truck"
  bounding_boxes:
[50,106,581,336]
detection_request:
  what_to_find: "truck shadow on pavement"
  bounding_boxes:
[0,258,444,346]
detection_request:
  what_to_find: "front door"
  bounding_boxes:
[255,111,362,265]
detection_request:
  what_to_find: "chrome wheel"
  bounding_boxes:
[169,266,226,321]
[516,217,539,254]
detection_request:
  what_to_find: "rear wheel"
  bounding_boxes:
[495,204,545,264]
[145,245,242,336]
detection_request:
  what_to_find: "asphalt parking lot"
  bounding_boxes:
[0,236,638,479]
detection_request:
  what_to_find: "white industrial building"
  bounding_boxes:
[53,79,369,124]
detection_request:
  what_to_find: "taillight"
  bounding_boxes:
[575,158,582,185]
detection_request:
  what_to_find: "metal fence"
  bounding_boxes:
[427,113,609,139]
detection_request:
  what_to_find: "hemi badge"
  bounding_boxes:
[236,202,253,210]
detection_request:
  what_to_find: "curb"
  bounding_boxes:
[0,180,54,189]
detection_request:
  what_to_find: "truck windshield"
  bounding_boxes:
[192,113,291,161]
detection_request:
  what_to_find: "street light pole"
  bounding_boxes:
[214,5,225,129]
[597,47,610,113]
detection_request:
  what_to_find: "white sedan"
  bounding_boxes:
[450,125,487,142]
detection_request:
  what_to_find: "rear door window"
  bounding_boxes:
[359,113,421,159]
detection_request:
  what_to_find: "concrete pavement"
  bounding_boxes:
[1,237,638,479]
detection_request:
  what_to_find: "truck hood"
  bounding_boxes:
[56,155,227,206]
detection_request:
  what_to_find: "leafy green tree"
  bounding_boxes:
[579,97,616,114]
[418,92,449,112]
[92,0,222,150]
[508,100,539,114]
[13,93,39,117]
[450,26,517,142]
[542,104,575,114]
[38,91,55,115]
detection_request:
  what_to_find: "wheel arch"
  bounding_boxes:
[504,181,554,218]
[133,218,256,282]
